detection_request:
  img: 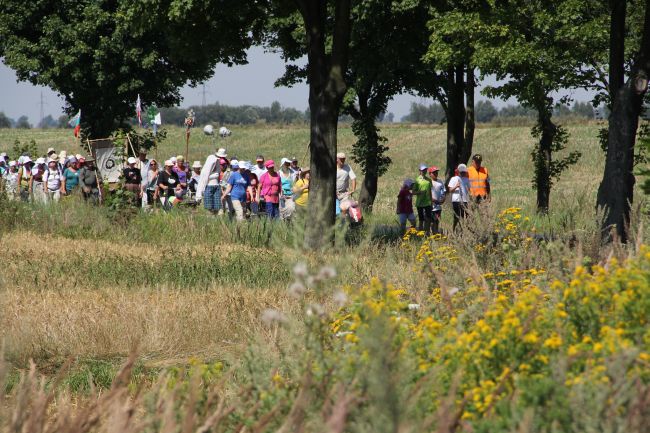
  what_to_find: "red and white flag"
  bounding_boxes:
[136,94,142,126]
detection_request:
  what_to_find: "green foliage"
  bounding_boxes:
[0,112,13,128]
[531,122,581,190]
[15,115,31,129]
[113,128,166,155]
[0,0,264,137]
[11,139,38,160]
[351,116,391,177]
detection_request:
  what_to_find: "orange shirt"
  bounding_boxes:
[468,165,489,197]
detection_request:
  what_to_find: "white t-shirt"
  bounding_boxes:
[44,169,62,191]
[431,180,446,211]
[336,164,356,193]
[448,176,470,203]
[251,165,267,179]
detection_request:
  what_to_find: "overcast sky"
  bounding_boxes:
[0,46,595,125]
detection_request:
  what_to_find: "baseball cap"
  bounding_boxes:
[192,161,202,169]
[230,159,240,169]
[403,178,414,188]
[336,152,346,159]
[472,154,483,162]
[265,159,275,168]
[457,163,468,173]
[419,163,428,171]
[428,166,440,173]
[127,157,137,164]
[281,157,291,165]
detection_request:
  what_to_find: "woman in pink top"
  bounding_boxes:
[257,160,281,219]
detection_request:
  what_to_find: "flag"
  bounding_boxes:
[136,94,142,126]
[68,110,81,137]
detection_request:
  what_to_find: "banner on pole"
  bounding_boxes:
[92,139,123,183]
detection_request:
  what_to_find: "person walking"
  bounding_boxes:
[43,158,63,203]
[258,160,281,219]
[61,157,79,196]
[336,152,357,200]
[18,157,33,201]
[429,166,446,234]
[414,163,434,234]
[4,161,20,200]
[468,154,490,203]
[397,178,417,233]
[79,158,100,204]
[448,164,471,231]
[223,160,248,221]
[251,154,267,179]
[30,158,47,204]
[279,158,295,220]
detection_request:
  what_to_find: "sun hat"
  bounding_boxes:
[164,159,173,166]
[216,148,228,158]
[281,157,291,166]
[36,157,46,165]
[230,159,240,169]
[192,161,202,169]
[265,159,275,168]
[256,155,264,162]
[75,154,82,160]
[239,161,251,171]
[49,153,58,161]
[9,161,16,167]
[176,155,184,162]
[336,152,346,159]
[127,157,137,164]
[403,178,414,188]
[419,163,428,171]
[68,156,77,163]
[428,166,440,173]
[457,163,468,173]
[46,147,55,155]
[170,156,177,164]
[48,158,57,164]
[301,167,310,173]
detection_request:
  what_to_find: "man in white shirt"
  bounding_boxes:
[429,166,446,234]
[251,154,267,179]
[336,152,356,200]
[448,163,471,232]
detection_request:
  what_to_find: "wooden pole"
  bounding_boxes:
[185,128,190,162]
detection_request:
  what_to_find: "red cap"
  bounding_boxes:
[428,166,439,173]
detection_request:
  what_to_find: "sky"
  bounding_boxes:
[0,46,596,125]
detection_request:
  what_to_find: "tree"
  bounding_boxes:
[571,101,596,119]
[475,100,498,123]
[468,0,607,212]
[37,115,58,129]
[265,1,353,249]
[15,115,31,129]
[0,112,12,128]
[597,0,650,242]
[0,0,264,138]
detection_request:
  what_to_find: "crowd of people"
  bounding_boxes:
[0,145,489,233]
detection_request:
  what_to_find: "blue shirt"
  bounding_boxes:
[228,171,248,202]
[63,168,79,191]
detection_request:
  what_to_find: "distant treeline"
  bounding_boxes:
[401,100,605,124]
[159,101,308,126]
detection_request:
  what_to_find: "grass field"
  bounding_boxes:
[1,123,649,432]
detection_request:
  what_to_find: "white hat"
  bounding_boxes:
[192,161,202,169]
[48,157,58,164]
[36,157,46,165]
[75,154,82,160]
[49,153,58,161]
[337,152,346,159]
[0,152,6,158]
[127,157,137,164]
[281,157,291,165]
[216,148,227,158]
[9,161,16,167]
[170,156,177,164]
[59,151,67,159]
[22,156,32,164]
[240,161,251,171]
[230,159,240,168]
[164,159,173,166]
[46,147,55,154]
[457,163,468,173]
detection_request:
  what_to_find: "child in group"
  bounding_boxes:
[397,178,417,233]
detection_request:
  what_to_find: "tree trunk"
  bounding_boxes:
[608,0,626,99]
[299,0,351,250]
[535,108,555,214]
[597,0,650,242]
[461,66,476,164]
[445,66,466,180]
[357,113,380,212]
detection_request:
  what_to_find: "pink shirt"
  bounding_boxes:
[259,172,281,204]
